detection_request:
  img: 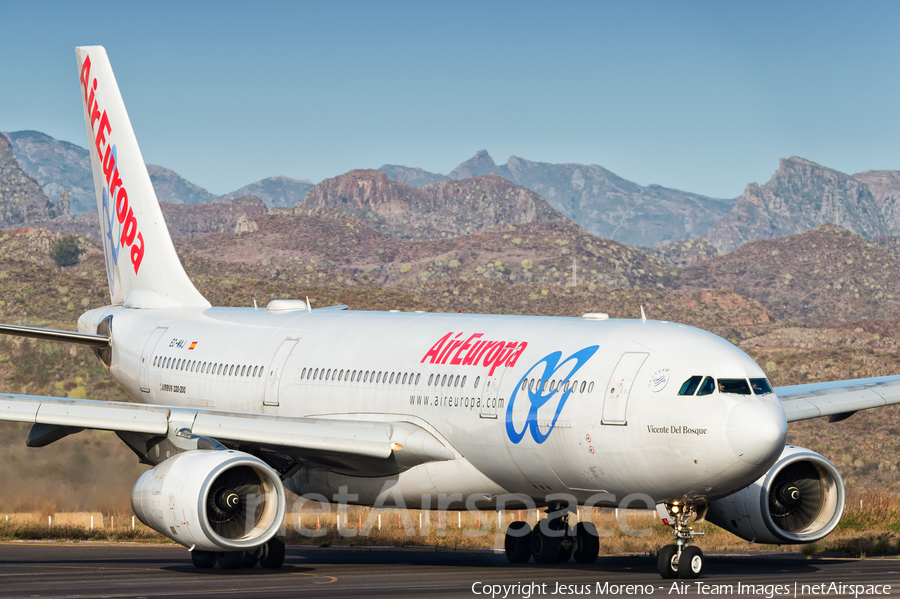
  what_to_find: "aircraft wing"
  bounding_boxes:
[776,375,900,423]
[0,393,454,474]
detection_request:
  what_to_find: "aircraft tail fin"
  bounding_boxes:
[75,46,209,309]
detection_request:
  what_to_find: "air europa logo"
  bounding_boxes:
[420,332,527,376]
[506,346,599,444]
[79,54,145,275]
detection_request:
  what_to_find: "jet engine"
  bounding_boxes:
[131,450,286,551]
[706,445,845,544]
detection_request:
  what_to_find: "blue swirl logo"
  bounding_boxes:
[505,345,599,444]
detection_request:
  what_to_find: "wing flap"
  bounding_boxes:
[776,375,900,422]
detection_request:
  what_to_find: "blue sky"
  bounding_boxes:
[1,1,898,199]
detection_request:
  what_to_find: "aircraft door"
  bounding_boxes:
[479,369,506,419]
[601,352,649,425]
[139,327,168,394]
[264,338,298,406]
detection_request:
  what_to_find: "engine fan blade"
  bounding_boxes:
[206,465,265,539]
[769,461,823,532]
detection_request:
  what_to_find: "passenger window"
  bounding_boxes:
[326,369,332,380]
[474,376,480,388]
[718,378,752,395]
[750,378,773,395]
[455,375,460,387]
[588,382,594,393]
[252,366,257,377]
[389,373,395,384]
[375,372,381,383]
[461,375,466,387]
[678,376,703,396]
[415,373,421,385]
[550,380,557,392]
[301,367,307,379]
[696,376,715,396]
[228,365,234,376]
[259,366,263,377]
[428,374,434,386]
[351,371,356,382]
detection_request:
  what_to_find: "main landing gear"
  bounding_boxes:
[657,503,704,579]
[504,505,600,565]
[190,538,286,570]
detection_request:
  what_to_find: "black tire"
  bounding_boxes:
[218,551,243,570]
[573,522,600,564]
[557,533,575,563]
[658,545,679,579]
[504,521,532,563]
[191,550,217,569]
[678,546,703,579]
[531,526,562,564]
[241,550,259,568]
[259,537,286,569]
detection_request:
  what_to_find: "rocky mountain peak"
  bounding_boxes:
[449,150,506,180]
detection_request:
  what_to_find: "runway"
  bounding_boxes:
[0,542,897,598]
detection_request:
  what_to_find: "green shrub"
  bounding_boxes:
[50,236,83,267]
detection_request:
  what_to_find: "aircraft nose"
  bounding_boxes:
[726,397,787,465]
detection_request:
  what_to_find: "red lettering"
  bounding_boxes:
[116,188,129,224]
[488,342,518,376]
[421,332,453,364]
[79,56,92,106]
[506,342,528,367]
[90,96,101,131]
[95,111,111,161]
[451,333,482,365]
[130,232,144,274]
[102,139,117,186]
[120,207,137,247]
[480,342,503,369]
[438,334,463,364]
[462,340,485,366]
[109,168,123,197]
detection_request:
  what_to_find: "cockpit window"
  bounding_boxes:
[678,376,703,396]
[750,378,773,395]
[717,378,752,395]
[696,376,715,396]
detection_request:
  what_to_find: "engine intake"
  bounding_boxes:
[132,450,286,551]
[707,446,844,544]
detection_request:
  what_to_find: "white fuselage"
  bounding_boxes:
[78,305,788,509]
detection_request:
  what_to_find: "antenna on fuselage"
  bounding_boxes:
[640,305,646,324]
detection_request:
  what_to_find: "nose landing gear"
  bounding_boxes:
[504,504,600,565]
[657,503,705,579]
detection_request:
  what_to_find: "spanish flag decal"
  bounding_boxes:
[189,342,198,350]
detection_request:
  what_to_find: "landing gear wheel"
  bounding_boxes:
[658,545,679,579]
[557,534,575,562]
[504,521,532,563]
[218,551,243,569]
[259,537,286,569]
[531,526,562,564]
[573,522,600,564]
[191,550,217,569]
[678,546,703,579]
[241,550,259,568]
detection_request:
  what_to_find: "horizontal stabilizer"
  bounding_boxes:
[0,323,109,347]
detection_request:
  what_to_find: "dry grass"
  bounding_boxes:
[0,493,899,557]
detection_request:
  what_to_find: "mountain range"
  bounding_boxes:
[3,130,900,252]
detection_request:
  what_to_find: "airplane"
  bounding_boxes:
[1,45,899,579]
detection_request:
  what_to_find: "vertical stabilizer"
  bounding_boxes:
[75,46,209,309]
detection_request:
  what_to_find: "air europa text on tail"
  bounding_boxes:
[80,54,145,274]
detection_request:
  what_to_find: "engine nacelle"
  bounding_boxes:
[706,445,844,544]
[131,450,286,551]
